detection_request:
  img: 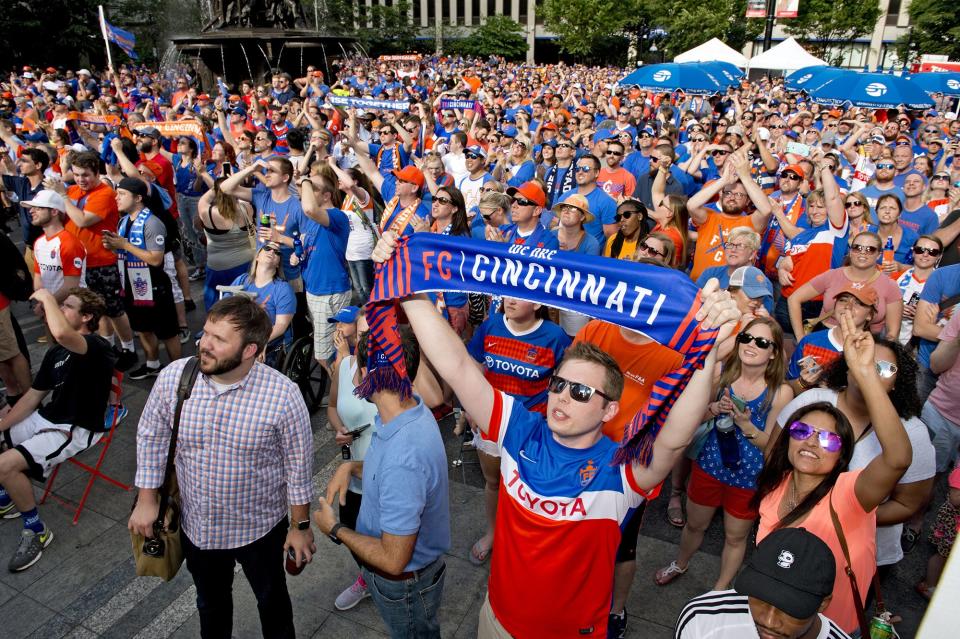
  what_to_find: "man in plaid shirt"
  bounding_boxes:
[129,296,314,639]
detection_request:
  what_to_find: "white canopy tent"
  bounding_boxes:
[673,38,749,68]
[748,37,827,72]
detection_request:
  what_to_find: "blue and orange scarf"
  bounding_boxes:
[357,234,718,466]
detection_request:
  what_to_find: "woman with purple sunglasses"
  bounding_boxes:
[749,312,914,636]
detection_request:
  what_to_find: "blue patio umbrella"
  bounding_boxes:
[906,72,960,97]
[696,61,743,88]
[806,72,934,110]
[785,66,848,93]
[618,63,724,95]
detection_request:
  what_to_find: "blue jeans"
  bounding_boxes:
[362,558,446,639]
[348,259,374,305]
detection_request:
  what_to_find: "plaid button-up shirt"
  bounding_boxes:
[135,358,314,550]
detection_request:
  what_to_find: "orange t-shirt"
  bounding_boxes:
[574,320,684,443]
[758,470,875,635]
[652,224,685,268]
[65,181,119,267]
[690,209,756,281]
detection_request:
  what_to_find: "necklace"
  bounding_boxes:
[786,477,798,512]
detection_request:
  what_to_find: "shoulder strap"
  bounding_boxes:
[154,357,201,534]
[828,491,870,638]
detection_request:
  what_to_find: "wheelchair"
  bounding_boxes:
[216,285,329,414]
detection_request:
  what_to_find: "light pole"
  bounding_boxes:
[762,0,776,51]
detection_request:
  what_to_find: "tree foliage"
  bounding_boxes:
[895,0,960,62]
[782,0,881,65]
[542,0,632,58]
[647,0,763,60]
[453,16,528,60]
[0,0,103,69]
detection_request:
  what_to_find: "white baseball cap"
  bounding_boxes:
[22,189,66,213]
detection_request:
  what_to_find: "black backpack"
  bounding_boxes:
[0,232,33,301]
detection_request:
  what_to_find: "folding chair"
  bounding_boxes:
[40,371,131,524]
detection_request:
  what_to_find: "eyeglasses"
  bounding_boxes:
[876,360,899,379]
[575,165,594,173]
[724,242,750,251]
[721,189,746,198]
[638,242,665,258]
[605,150,623,157]
[844,200,863,208]
[851,243,879,254]
[479,187,497,193]
[913,245,942,257]
[513,197,536,207]
[548,375,612,403]
[464,152,482,160]
[781,172,802,181]
[711,150,730,157]
[788,421,843,453]
[736,332,775,350]
[876,163,895,170]
[615,210,640,221]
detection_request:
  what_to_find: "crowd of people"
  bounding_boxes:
[0,53,958,639]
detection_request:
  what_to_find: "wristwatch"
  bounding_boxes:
[296,519,310,531]
[328,522,344,545]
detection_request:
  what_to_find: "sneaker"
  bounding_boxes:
[178,327,191,344]
[188,269,206,282]
[115,349,138,372]
[9,527,54,572]
[334,574,369,610]
[0,501,19,519]
[104,404,129,429]
[607,608,627,639]
[184,299,197,313]
[128,363,162,380]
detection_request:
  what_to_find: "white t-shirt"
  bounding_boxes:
[676,590,851,639]
[776,388,935,566]
[442,152,467,183]
[33,229,87,294]
[344,198,377,261]
[457,172,491,216]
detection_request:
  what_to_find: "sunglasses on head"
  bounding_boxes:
[851,243,879,254]
[736,332,774,350]
[615,210,640,221]
[548,375,612,403]
[913,245,942,257]
[788,421,843,453]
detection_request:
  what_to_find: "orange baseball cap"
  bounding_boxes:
[506,181,547,208]
[783,164,806,179]
[392,165,425,188]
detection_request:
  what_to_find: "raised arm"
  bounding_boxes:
[372,233,496,430]
[818,162,845,228]
[687,163,735,226]
[30,288,89,354]
[631,280,742,489]
[848,313,912,512]
[219,160,261,202]
[298,177,330,226]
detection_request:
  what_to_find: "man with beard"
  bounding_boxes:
[633,144,685,211]
[130,295,314,639]
[688,151,773,281]
[134,127,177,218]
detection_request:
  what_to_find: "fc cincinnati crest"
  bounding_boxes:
[578,459,598,486]
[525,347,538,361]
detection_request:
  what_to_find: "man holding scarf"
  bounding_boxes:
[101,177,181,379]
[347,231,740,638]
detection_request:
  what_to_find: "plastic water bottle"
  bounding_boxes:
[715,413,741,470]
[882,235,895,267]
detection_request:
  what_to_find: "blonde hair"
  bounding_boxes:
[727,227,761,251]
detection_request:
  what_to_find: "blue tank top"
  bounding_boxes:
[697,388,769,490]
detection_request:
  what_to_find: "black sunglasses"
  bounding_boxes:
[844,200,863,208]
[913,245,942,257]
[513,197,536,207]
[464,151,483,160]
[711,150,729,157]
[736,332,775,350]
[615,210,641,221]
[851,243,879,254]
[433,196,453,206]
[548,375,612,403]
[605,150,623,156]
[638,242,665,258]
[261,245,282,255]
[781,172,802,181]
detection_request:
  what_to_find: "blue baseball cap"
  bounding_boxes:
[729,266,773,299]
[327,306,361,323]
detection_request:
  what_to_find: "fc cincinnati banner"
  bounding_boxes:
[66,111,123,127]
[440,98,483,113]
[358,233,719,466]
[327,96,411,111]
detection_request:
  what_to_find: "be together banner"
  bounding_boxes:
[327,96,411,111]
[66,111,123,127]
[362,234,718,465]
